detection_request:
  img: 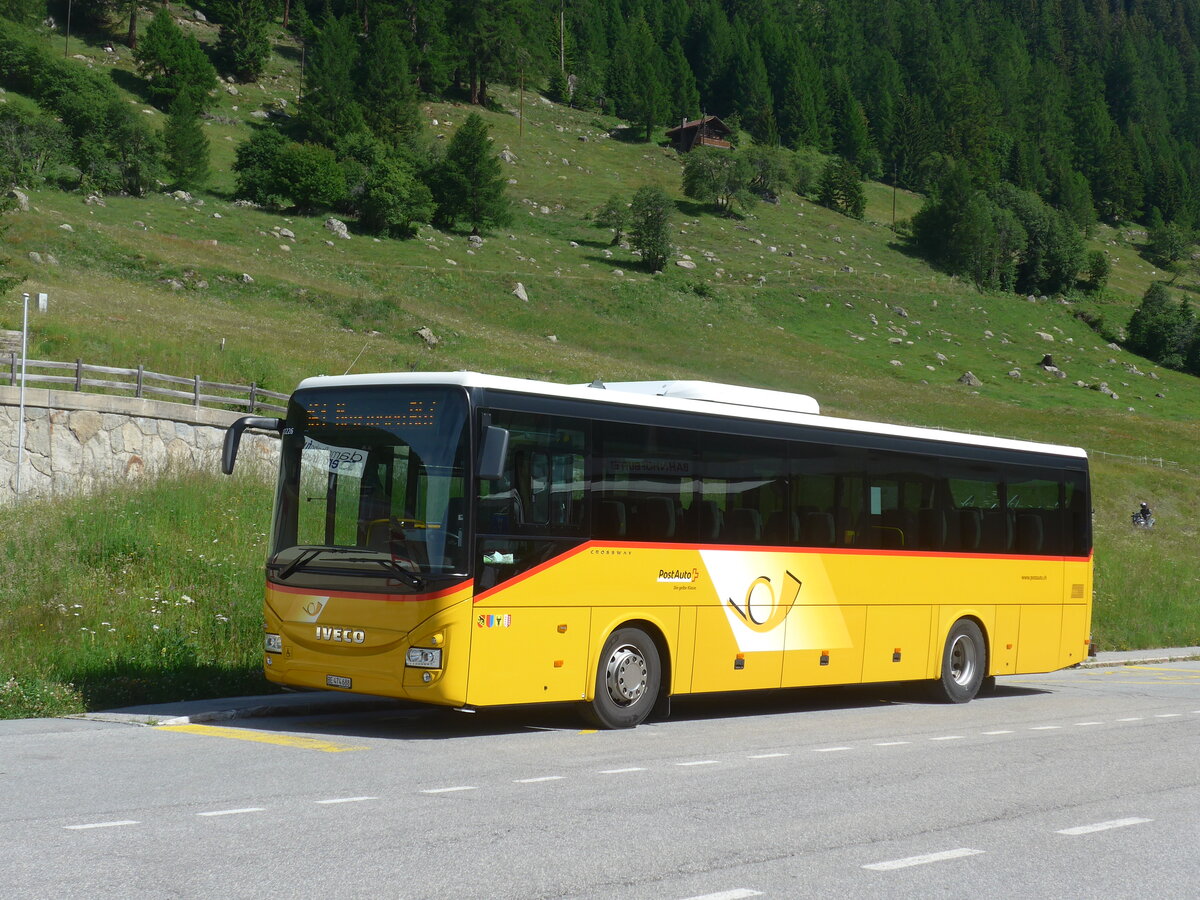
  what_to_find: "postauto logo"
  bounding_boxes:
[657,567,699,583]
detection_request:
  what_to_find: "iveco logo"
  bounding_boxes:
[315,626,366,644]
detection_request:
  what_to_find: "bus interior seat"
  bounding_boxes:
[918,507,947,550]
[1014,512,1044,554]
[631,496,676,541]
[765,510,800,545]
[801,511,835,547]
[958,508,983,551]
[694,500,723,542]
[595,499,627,539]
[981,509,1013,552]
[725,507,762,544]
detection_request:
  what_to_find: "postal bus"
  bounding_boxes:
[222,372,1093,728]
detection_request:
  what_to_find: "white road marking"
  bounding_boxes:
[197,807,264,817]
[1154,713,1182,718]
[678,890,763,900]
[930,735,964,741]
[420,786,477,794]
[1056,817,1152,835]
[748,752,788,759]
[812,746,852,752]
[1030,725,1061,730]
[515,776,565,783]
[874,741,911,746]
[982,730,1013,735]
[1117,717,1143,721]
[600,767,646,774]
[863,847,985,870]
[316,796,377,804]
[64,820,139,830]
[678,760,720,767]
[1074,722,1104,726]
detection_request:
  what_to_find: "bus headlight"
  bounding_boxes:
[406,647,443,669]
[264,633,283,654]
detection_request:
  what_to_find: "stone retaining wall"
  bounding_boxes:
[0,386,280,504]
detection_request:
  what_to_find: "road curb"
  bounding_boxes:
[1079,651,1200,669]
[78,695,404,727]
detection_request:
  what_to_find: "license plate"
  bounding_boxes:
[326,675,352,689]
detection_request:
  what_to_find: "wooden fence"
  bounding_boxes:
[1,354,289,414]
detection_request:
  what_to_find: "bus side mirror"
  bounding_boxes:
[222,416,283,474]
[478,426,510,482]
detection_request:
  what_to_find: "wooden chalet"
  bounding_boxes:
[665,115,732,152]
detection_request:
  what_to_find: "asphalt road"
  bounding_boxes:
[2,662,1198,899]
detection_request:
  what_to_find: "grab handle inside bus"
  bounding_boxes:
[222,415,284,474]
[478,425,510,481]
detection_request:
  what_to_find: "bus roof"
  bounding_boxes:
[293,371,1088,461]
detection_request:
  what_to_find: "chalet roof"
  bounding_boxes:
[664,115,731,136]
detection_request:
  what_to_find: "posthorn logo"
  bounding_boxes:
[657,567,699,583]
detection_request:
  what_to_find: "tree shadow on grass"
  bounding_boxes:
[109,68,157,109]
[606,125,653,144]
[572,236,617,251]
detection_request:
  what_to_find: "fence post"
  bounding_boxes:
[74,358,83,391]
[7,351,14,386]
[136,365,144,399]
[193,375,201,408]
[248,382,258,414]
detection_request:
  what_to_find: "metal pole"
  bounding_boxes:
[16,292,28,497]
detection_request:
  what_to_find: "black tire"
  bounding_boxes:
[583,627,661,729]
[929,619,986,703]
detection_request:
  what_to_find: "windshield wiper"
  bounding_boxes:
[270,548,425,589]
[278,548,321,580]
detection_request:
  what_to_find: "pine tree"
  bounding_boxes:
[817,157,865,219]
[1127,282,1193,367]
[218,0,273,83]
[134,7,218,110]
[612,16,666,142]
[163,94,210,189]
[357,21,421,148]
[299,15,366,146]
[432,113,511,234]
[662,38,699,128]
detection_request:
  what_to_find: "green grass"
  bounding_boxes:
[0,471,275,718]
[3,20,1200,717]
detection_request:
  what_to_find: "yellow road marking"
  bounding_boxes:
[156,724,369,752]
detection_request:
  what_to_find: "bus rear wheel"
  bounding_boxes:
[930,619,986,703]
[584,627,661,729]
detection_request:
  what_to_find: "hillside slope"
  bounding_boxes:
[2,21,1198,651]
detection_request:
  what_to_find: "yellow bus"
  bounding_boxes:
[222,372,1093,728]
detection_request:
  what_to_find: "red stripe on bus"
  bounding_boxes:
[471,541,1090,603]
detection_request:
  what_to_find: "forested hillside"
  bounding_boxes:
[6,2,1200,371]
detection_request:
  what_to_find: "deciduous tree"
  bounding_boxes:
[629,184,672,271]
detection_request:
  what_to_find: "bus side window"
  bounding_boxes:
[478,412,587,536]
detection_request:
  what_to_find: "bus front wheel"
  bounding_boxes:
[930,619,986,703]
[584,627,661,729]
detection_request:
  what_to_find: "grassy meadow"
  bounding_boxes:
[2,22,1199,718]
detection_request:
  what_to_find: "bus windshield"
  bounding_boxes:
[269,385,470,592]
